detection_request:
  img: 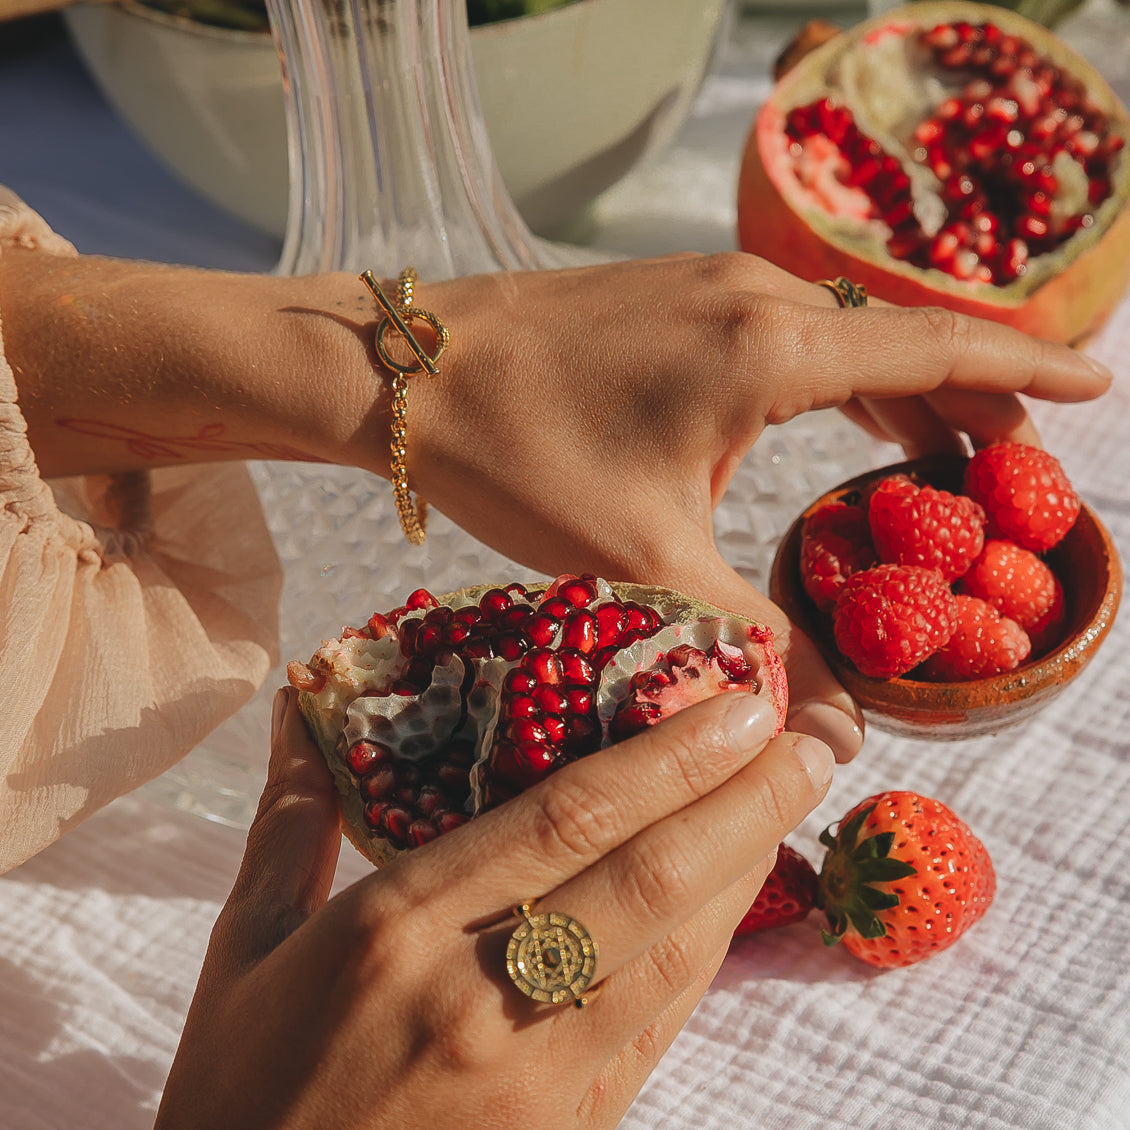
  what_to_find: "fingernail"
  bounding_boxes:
[722,693,778,753]
[1083,353,1113,381]
[789,701,863,762]
[793,734,835,793]
[272,686,289,737]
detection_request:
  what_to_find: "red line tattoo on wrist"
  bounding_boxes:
[56,418,326,463]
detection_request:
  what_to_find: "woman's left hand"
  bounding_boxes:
[155,685,833,1130]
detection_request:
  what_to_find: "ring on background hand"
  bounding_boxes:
[818,276,869,308]
[505,903,599,1008]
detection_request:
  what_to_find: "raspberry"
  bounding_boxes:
[965,442,1080,553]
[959,539,1066,647]
[833,564,958,679]
[919,594,1031,681]
[868,475,985,582]
[800,501,876,612]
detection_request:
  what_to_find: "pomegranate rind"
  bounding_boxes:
[293,579,788,868]
[737,1,1130,344]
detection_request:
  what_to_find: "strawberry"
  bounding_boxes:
[918,594,1031,681]
[959,539,1066,652]
[868,475,985,582]
[832,564,958,679]
[817,790,996,969]
[799,500,876,612]
[964,442,1080,553]
[733,842,819,936]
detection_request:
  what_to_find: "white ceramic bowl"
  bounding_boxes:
[64,0,729,240]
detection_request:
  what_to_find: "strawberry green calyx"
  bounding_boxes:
[817,804,917,947]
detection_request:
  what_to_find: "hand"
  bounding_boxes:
[413,252,1110,573]
[155,686,833,1130]
[407,253,1111,756]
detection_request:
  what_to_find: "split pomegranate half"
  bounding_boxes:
[738,1,1130,343]
[289,575,788,865]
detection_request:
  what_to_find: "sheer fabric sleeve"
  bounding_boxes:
[0,188,282,872]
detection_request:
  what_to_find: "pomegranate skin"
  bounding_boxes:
[737,2,1130,344]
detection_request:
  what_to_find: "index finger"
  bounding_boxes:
[381,691,786,914]
[772,297,1112,408]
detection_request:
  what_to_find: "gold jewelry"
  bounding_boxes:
[505,902,598,1008]
[360,268,450,545]
[818,276,869,308]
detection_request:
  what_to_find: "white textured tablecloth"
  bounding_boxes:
[3,8,1130,1129]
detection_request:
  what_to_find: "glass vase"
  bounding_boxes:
[265,0,579,277]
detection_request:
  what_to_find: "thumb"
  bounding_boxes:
[211,687,343,974]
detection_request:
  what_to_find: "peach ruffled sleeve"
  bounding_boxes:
[0,188,282,872]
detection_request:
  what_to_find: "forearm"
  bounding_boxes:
[0,247,390,479]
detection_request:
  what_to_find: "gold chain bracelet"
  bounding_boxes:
[359,267,449,545]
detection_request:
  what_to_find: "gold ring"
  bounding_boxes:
[505,903,598,1008]
[818,276,869,308]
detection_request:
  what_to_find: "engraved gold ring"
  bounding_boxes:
[505,903,599,1008]
[817,276,869,308]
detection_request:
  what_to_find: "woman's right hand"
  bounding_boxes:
[6,244,1109,762]
[155,685,834,1130]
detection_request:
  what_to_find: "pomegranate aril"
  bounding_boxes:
[527,612,561,647]
[491,604,528,630]
[563,714,599,748]
[532,685,569,715]
[398,618,420,656]
[556,577,598,607]
[714,643,753,682]
[491,741,556,788]
[436,811,470,835]
[507,693,538,719]
[985,96,1019,123]
[524,648,562,685]
[505,668,538,694]
[408,820,439,847]
[401,655,434,689]
[416,786,443,816]
[1017,215,1049,240]
[494,632,527,662]
[923,22,959,48]
[378,804,413,844]
[436,762,472,792]
[613,702,662,737]
[414,622,446,655]
[406,588,438,611]
[915,118,944,146]
[507,718,550,745]
[594,603,628,648]
[542,716,568,744]
[1089,176,1112,205]
[444,622,472,647]
[478,588,512,619]
[953,249,981,280]
[360,765,397,801]
[347,739,389,776]
[562,609,597,652]
[557,650,595,683]
[564,686,594,714]
[367,611,394,638]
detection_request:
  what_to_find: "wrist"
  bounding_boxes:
[0,249,398,479]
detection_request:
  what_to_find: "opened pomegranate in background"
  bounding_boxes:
[738,1,1130,343]
[289,576,788,866]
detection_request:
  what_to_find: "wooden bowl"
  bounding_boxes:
[769,456,1122,740]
